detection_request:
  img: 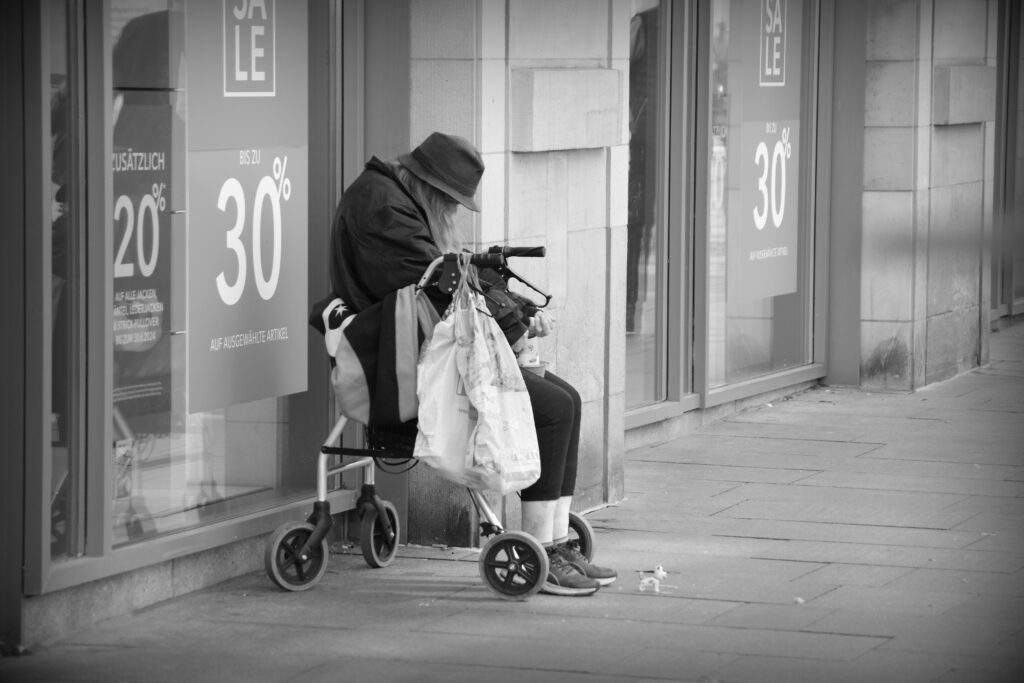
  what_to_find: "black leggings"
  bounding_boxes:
[519,369,582,502]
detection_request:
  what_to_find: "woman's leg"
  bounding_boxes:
[525,371,581,542]
[518,370,579,504]
[521,499,556,544]
[531,373,617,586]
[518,370,598,595]
[552,496,573,543]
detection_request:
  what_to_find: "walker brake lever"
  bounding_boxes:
[502,266,552,309]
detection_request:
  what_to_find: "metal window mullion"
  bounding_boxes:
[64,0,88,560]
[667,0,697,401]
[655,0,675,404]
[692,0,712,406]
[812,0,834,365]
[1000,0,1022,315]
[83,0,114,560]
[23,0,50,596]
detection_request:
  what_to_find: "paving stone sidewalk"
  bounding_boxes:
[2,322,1022,683]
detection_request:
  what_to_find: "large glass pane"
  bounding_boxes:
[707,0,812,387]
[626,0,667,409]
[109,0,313,546]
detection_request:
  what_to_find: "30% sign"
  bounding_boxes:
[215,155,292,306]
[114,182,166,279]
[752,124,792,231]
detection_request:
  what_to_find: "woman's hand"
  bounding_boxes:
[511,333,527,354]
[528,310,555,338]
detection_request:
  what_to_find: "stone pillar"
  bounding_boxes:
[860,0,997,390]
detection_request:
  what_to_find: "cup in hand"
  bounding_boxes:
[517,336,545,375]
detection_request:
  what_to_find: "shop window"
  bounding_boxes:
[108,0,316,546]
[626,0,670,409]
[706,0,813,387]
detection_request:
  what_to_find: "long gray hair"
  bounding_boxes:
[390,161,462,253]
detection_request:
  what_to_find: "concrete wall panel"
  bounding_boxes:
[508,0,608,60]
[927,182,983,316]
[558,228,609,405]
[863,126,916,190]
[926,307,981,382]
[930,123,985,186]
[860,319,913,390]
[862,191,915,322]
[411,0,478,59]
[410,59,476,144]
[480,59,506,155]
[479,150,506,243]
[865,61,917,127]
[573,400,607,507]
[933,0,988,62]
[866,0,918,61]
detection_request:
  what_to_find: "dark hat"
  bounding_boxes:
[398,132,484,212]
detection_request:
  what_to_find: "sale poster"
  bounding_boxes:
[187,146,308,413]
[112,100,184,418]
[185,0,308,413]
[726,0,802,302]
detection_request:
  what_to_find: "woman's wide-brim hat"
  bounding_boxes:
[398,132,483,212]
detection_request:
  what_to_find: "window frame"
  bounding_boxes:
[993,0,1023,320]
[625,0,702,429]
[693,0,829,411]
[24,0,347,595]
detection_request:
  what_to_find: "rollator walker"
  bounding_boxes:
[264,246,598,600]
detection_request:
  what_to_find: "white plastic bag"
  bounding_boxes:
[414,258,540,494]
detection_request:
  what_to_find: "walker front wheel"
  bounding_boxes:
[567,511,595,561]
[478,531,549,601]
[265,521,329,591]
[360,500,400,568]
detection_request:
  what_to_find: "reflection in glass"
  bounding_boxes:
[50,0,73,560]
[707,0,811,387]
[625,0,665,409]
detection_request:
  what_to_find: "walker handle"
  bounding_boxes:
[470,245,545,269]
[488,245,547,259]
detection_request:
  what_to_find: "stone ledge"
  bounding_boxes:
[511,67,624,151]
[933,65,996,125]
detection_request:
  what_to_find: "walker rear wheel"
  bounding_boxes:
[478,531,549,601]
[567,511,595,561]
[265,521,329,591]
[360,500,400,568]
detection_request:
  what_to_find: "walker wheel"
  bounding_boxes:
[567,511,595,561]
[360,500,400,568]
[478,531,549,601]
[265,521,329,591]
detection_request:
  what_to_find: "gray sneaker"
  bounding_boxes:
[556,540,617,586]
[542,547,600,596]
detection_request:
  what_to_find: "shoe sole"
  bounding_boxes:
[541,582,600,596]
[593,576,617,587]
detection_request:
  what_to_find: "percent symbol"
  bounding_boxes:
[150,182,167,210]
[272,156,292,201]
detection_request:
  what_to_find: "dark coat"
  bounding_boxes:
[330,157,534,346]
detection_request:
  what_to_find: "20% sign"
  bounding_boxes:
[215,155,292,306]
[114,182,166,279]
